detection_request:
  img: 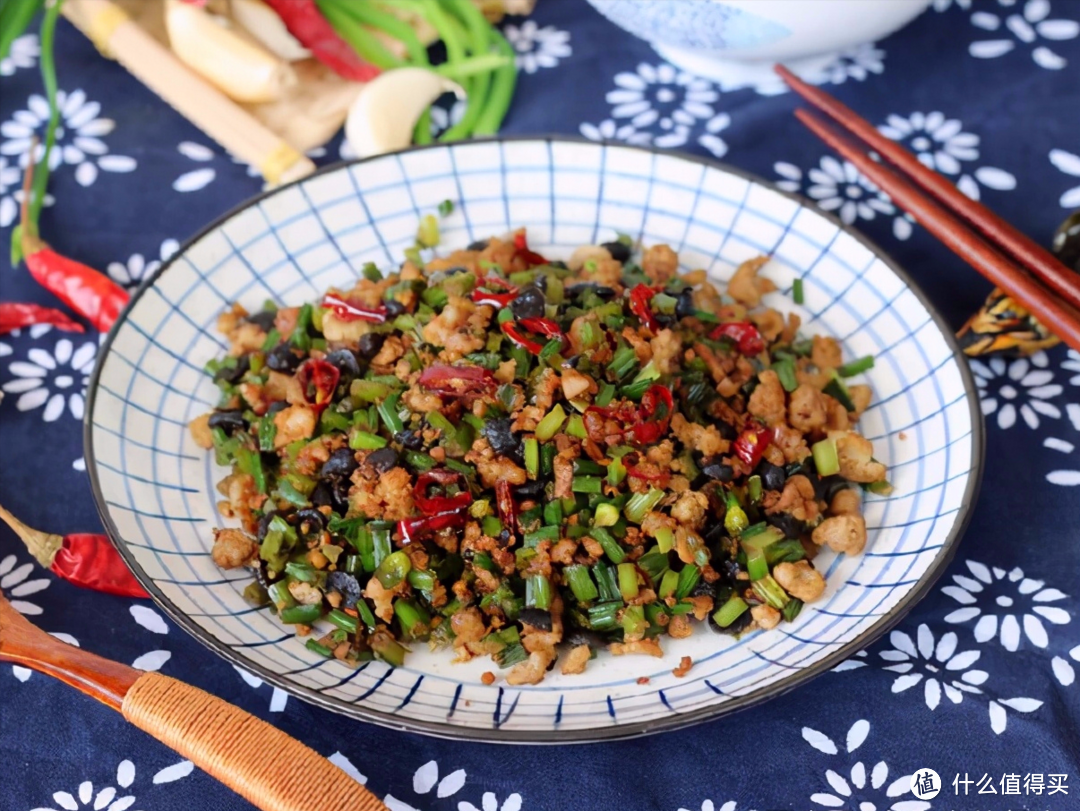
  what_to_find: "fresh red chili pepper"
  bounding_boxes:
[418,363,495,397]
[733,421,774,468]
[584,384,674,447]
[709,321,766,356]
[261,0,381,81]
[19,160,129,333]
[413,469,472,514]
[628,284,660,334]
[0,504,148,599]
[296,358,340,413]
[501,318,566,355]
[322,293,388,323]
[630,384,674,445]
[397,508,467,545]
[495,479,517,533]
[512,230,548,267]
[470,275,518,308]
[0,302,84,335]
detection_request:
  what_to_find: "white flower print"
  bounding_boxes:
[1063,349,1080,385]
[504,21,571,74]
[428,99,467,140]
[0,153,52,228]
[107,238,180,289]
[774,157,914,240]
[384,760,467,811]
[969,351,1061,430]
[458,792,522,811]
[878,111,1016,200]
[933,0,972,10]
[0,553,50,617]
[0,90,136,186]
[0,33,38,75]
[943,559,1070,650]
[583,63,732,156]
[29,758,192,811]
[1051,643,1080,686]
[173,141,218,192]
[879,625,988,709]
[750,43,886,96]
[234,665,290,712]
[1049,148,1080,208]
[802,719,930,810]
[677,801,746,811]
[969,0,1079,70]
[1,336,97,422]
[580,117,650,147]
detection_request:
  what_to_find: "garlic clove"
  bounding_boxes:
[230,0,312,62]
[165,0,297,104]
[345,67,464,159]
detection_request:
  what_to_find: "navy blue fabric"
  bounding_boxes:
[2,2,1080,809]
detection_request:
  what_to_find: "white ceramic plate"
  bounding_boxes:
[86,137,983,742]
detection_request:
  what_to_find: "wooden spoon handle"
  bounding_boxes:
[122,672,387,811]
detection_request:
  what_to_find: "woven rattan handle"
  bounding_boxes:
[122,672,387,811]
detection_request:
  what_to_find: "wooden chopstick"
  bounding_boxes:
[792,108,1080,353]
[774,64,1080,314]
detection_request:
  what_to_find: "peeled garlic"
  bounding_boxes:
[230,0,311,61]
[165,0,297,103]
[345,68,463,159]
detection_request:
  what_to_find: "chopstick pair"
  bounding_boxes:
[774,64,1080,353]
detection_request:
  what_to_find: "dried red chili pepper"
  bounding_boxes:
[625,460,671,487]
[0,505,148,599]
[418,363,495,397]
[733,421,774,468]
[470,275,518,308]
[19,160,129,333]
[413,469,472,514]
[261,0,381,81]
[628,284,661,334]
[0,302,84,335]
[709,321,766,356]
[495,479,517,533]
[322,293,388,323]
[397,508,467,545]
[296,358,340,413]
[501,318,566,355]
[512,230,548,267]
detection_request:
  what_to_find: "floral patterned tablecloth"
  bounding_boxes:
[2,1,1080,809]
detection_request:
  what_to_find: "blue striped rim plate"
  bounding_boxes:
[85,137,983,743]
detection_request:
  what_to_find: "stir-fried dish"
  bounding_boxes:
[190,221,889,685]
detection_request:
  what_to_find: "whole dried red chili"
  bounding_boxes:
[322,293,388,323]
[261,0,381,81]
[628,284,661,334]
[0,302,84,335]
[495,479,517,533]
[413,469,472,514]
[296,358,340,413]
[418,363,495,396]
[709,321,766,356]
[512,230,548,267]
[733,421,773,468]
[0,504,148,599]
[470,275,518,308]
[502,317,566,355]
[19,160,129,333]
[397,508,467,545]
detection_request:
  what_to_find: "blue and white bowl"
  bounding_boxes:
[584,0,933,87]
[86,137,982,742]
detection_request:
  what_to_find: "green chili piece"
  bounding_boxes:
[837,355,875,377]
[811,438,840,477]
[624,488,664,524]
[617,563,640,601]
[713,594,749,628]
[535,404,567,441]
[280,604,323,625]
[565,564,599,603]
[658,569,679,600]
[773,357,798,393]
[327,609,360,634]
[792,278,804,305]
[587,601,621,632]
[376,550,412,589]
[590,526,625,564]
